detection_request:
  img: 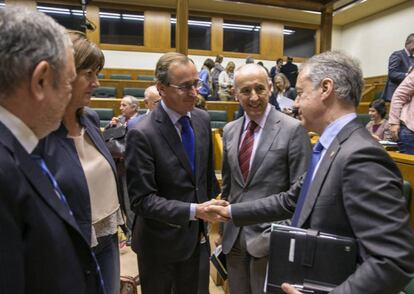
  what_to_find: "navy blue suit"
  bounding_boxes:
[382,49,413,101]
[38,107,122,243]
[0,121,101,294]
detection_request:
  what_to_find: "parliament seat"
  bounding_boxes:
[110,74,132,80]
[209,110,227,129]
[137,75,154,81]
[138,109,148,115]
[97,73,105,79]
[92,87,117,98]
[93,108,114,128]
[123,87,145,98]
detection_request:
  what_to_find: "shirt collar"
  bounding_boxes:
[242,103,271,132]
[318,113,357,150]
[0,105,39,153]
[160,100,191,126]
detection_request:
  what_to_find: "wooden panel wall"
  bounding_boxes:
[144,10,171,50]
[260,21,284,60]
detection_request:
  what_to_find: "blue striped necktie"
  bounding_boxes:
[178,116,195,173]
[291,141,324,227]
[31,154,106,293]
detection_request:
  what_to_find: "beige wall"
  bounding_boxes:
[332,1,414,77]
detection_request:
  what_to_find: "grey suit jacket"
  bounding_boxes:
[221,107,311,257]
[230,119,414,294]
[125,103,216,263]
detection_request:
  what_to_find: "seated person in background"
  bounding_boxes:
[366,99,392,141]
[218,61,235,101]
[269,73,297,112]
[106,95,141,128]
[196,94,207,111]
[143,85,161,114]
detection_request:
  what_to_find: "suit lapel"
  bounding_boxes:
[247,108,281,185]
[227,117,245,186]
[155,106,195,181]
[0,123,81,233]
[297,119,362,227]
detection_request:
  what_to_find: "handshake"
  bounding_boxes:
[195,199,231,223]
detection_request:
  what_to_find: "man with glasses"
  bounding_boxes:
[219,63,311,294]
[125,52,225,294]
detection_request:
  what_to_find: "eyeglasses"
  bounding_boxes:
[238,85,268,97]
[168,80,201,92]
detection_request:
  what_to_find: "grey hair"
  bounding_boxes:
[300,51,364,107]
[122,95,139,111]
[0,7,70,99]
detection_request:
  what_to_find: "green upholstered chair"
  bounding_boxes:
[93,108,114,128]
[97,73,105,79]
[123,87,146,98]
[356,113,370,126]
[208,110,227,129]
[92,87,117,98]
[403,180,412,210]
[109,74,132,80]
[138,108,148,115]
[137,75,155,81]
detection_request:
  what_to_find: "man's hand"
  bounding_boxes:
[214,235,222,247]
[390,124,400,141]
[110,116,119,127]
[281,283,302,294]
[204,204,230,220]
[196,199,229,223]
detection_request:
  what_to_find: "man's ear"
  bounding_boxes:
[320,78,334,100]
[30,61,51,102]
[156,81,166,98]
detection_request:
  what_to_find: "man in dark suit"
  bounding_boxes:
[281,57,299,87]
[207,51,414,294]
[125,52,224,294]
[382,33,414,101]
[220,64,311,294]
[0,7,101,293]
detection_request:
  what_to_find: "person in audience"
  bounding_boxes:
[366,99,392,141]
[196,94,208,111]
[246,56,255,64]
[281,56,299,87]
[0,7,101,293]
[389,68,414,154]
[38,32,124,294]
[270,58,284,81]
[125,52,225,294]
[211,55,224,100]
[382,33,414,101]
[257,61,270,76]
[207,51,414,294]
[143,85,161,113]
[219,63,311,294]
[218,61,236,101]
[199,58,215,100]
[106,95,141,128]
[269,73,297,113]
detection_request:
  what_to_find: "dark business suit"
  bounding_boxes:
[382,49,413,101]
[221,107,310,293]
[0,121,101,294]
[281,61,299,87]
[125,103,217,293]
[230,119,414,294]
[38,108,121,243]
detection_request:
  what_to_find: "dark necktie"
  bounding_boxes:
[239,120,258,182]
[178,116,195,173]
[31,154,106,293]
[291,141,324,227]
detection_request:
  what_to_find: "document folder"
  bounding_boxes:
[210,245,227,280]
[266,224,357,294]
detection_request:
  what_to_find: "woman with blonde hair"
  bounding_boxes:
[218,61,235,101]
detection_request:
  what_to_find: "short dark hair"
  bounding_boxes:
[155,52,192,85]
[405,33,414,46]
[69,31,104,73]
[369,99,386,119]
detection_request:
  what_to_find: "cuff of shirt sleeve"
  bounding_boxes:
[228,204,233,219]
[190,203,197,221]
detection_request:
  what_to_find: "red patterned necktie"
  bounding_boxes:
[239,120,258,182]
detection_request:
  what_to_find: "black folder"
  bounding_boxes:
[266,224,357,294]
[210,245,227,280]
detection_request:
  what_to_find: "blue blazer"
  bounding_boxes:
[38,107,121,244]
[382,49,412,101]
[0,121,101,294]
